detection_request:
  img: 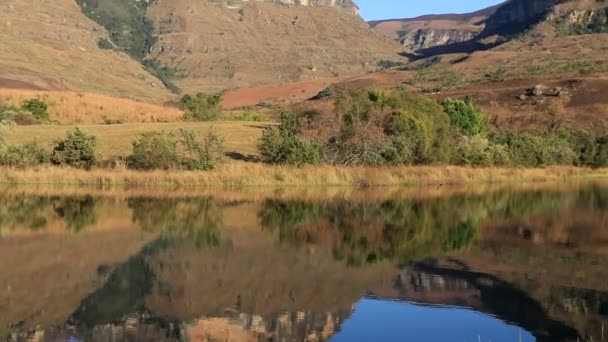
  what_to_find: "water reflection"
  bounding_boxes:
[2,184,608,341]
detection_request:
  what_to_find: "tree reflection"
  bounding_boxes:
[128,197,223,248]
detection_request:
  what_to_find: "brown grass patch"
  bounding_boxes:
[0,89,183,124]
[0,165,606,188]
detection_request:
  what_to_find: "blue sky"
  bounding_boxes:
[355,0,506,21]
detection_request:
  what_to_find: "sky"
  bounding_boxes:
[355,0,506,21]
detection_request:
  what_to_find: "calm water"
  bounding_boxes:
[1,184,608,342]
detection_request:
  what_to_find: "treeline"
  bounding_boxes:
[259,89,608,167]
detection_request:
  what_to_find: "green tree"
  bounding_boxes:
[51,128,98,169]
[21,99,50,121]
[181,93,223,121]
[442,97,487,137]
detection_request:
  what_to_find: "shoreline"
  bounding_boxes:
[0,164,607,189]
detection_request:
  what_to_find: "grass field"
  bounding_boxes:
[8,122,267,159]
[0,89,182,124]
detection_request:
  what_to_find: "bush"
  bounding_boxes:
[126,131,178,170]
[455,136,510,166]
[127,129,225,170]
[51,128,98,169]
[21,99,50,121]
[181,92,223,121]
[0,141,50,168]
[258,111,321,165]
[442,98,486,137]
[493,132,577,167]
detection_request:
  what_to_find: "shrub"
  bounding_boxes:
[51,128,98,169]
[442,98,486,137]
[0,141,50,168]
[258,111,321,165]
[127,129,225,170]
[493,132,577,167]
[126,131,178,170]
[21,99,50,121]
[178,129,225,170]
[381,136,414,166]
[181,92,223,121]
[455,136,510,166]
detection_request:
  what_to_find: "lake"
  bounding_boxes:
[1,183,607,342]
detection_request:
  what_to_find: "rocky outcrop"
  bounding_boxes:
[369,5,500,51]
[481,0,560,36]
[399,29,478,51]
[209,0,360,15]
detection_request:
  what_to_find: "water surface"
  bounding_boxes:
[2,184,608,341]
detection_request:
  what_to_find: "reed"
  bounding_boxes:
[0,164,606,189]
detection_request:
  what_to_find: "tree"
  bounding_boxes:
[51,128,98,169]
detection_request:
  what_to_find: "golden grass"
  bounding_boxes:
[0,164,607,188]
[8,122,266,158]
[0,89,182,124]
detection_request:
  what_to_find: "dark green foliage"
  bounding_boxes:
[126,129,225,171]
[0,141,50,168]
[129,197,223,248]
[76,0,156,60]
[442,98,487,137]
[443,219,480,252]
[76,0,181,93]
[21,99,50,121]
[455,136,511,166]
[493,132,578,167]
[0,99,51,124]
[180,93,223,121]
[143,59,182,94]
[51,128,98,169]
[97,38,114,50]
[258,111,322,165]
[127,131,178,170]
[53,197,98,232]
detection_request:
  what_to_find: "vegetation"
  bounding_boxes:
[180,93,224,121]
[51,128,98,170]
[258,89,608,169]
[0,98,52,125]
[75,0,181,94]
[126,129,224,171]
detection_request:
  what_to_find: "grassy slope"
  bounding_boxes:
[9,122,265,159]
[0,0,170,101]
[0,89,183,124]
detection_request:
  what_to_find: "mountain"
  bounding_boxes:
[369,4,503,51]
[0,0,171,101]
[0,0,403,99]
[146,0,402,92]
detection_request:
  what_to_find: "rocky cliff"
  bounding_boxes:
[370,5,501,51]
[481,0,560,36]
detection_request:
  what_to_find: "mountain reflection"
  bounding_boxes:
[2,184,608,341]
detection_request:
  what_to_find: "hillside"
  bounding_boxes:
[0,0,171,101]
[370,4,502,51]
[146,0,403,92]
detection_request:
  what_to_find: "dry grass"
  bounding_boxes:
[0,89,183,124]
[8,122,266,158]
[0,164,607,188]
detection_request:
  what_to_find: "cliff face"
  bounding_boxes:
[370,5,500,52]
[209,0,360,14]
[399,29,478,51]
[147,0,401,92]
[481,0,560,36]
